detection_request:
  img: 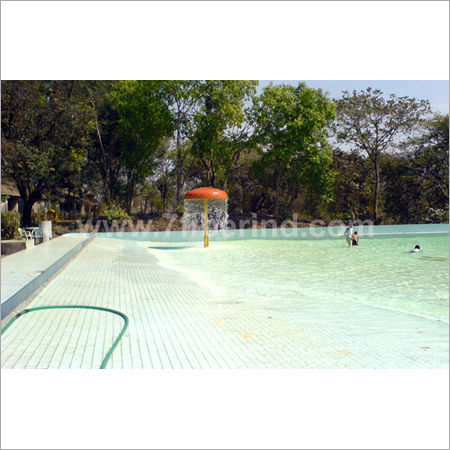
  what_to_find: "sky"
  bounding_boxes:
[258,80,449,115]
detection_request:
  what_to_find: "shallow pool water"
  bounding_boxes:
[147,235,449,323]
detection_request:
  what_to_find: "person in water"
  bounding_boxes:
[351,231,359,246]
[344,222,353,247]
[409,244,421,253]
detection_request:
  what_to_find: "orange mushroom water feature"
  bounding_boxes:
[184,187,228,247]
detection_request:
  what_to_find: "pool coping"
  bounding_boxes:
[1,234,94,319]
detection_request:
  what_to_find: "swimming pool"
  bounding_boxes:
[2,224,447,369]
[133,224,449,368]
[146,234,449,323]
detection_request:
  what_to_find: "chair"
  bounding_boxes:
[32,227,44,239]
[18,227,33,240]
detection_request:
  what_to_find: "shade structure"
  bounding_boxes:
[184,187,228,200]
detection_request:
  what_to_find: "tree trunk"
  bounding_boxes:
[209,166,215,188]
[17,185,42,226]
[274,168,281,217]
[126,194,133,214]
[126,177,135,214]
[105,185,112,205]
[286,190,296,217]
[22,201,34,227]
[175,117,182,205]
[21,194,41,226]
[373,158,380,223]
[86,85,111,205]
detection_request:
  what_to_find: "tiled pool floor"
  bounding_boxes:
[1,238,448,369]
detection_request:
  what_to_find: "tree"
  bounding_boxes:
[110,81,174,212]
[148,138,176,214]
[379,153,424,223]
[225,147,269,215]
[381,113,450,224]
[334,88,430,223]
[252,83,336,217]
[83,80,121,204]
[1,81,92,225]
[329,150,373,221]
[190,80,258,188]
[412,114,449,201]
[162,81,202,205]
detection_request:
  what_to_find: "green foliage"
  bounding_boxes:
[109,81,174,211]
[380,114,449,224]
[1,211,21,240]
[1,81,92,225]
[334,88,431,222]
[1,80,447,225]
[190,80,258,187]
[175,204,185,216]
[411,114,449,201]
[252,82,336,217]
[102,203,131,225]
[111,81,173,173]
[161,81,202,204]
[328,150,373,221]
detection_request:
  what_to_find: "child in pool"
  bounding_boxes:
[351,231,359,246]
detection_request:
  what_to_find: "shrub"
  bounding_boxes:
[1,211,21,240]
[103,203,131,225]
[175,204,185,216]
[30,211,41,226]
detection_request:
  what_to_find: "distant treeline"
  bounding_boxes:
[1,80,448,225]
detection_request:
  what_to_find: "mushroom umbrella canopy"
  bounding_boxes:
[184,187,228,200]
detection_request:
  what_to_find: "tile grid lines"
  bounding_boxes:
[126,247,149,369]
[3,310,56,369]
[155,267,265,369]
[2,237,448,369]
[156,268,225,368]
[133,254,176,369]
[151,266,230,369]
[138,259,175,369]
[68,308,89,369]
[77,253,101,369]
[149,267,211,369]
[26,310,64,369]
[161,268,268,368]
[158,280,224,369]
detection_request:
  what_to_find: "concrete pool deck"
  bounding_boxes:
[1,236,448,369]
[1,234,93,319]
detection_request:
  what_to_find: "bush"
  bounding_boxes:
[1,211,21,240]
[30,211,42,226]
[102,203,131,225]
[175,204,185,216]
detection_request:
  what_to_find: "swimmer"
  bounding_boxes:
[409,244,421,253]
[351,231,359,246]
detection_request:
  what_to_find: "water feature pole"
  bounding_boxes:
[204,198,209,247]
[184,187,228,248]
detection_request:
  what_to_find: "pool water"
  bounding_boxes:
[147,235,449,324]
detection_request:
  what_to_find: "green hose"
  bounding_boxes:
[1,305,129,369]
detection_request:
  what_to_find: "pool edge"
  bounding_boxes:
[1,234,95,319]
